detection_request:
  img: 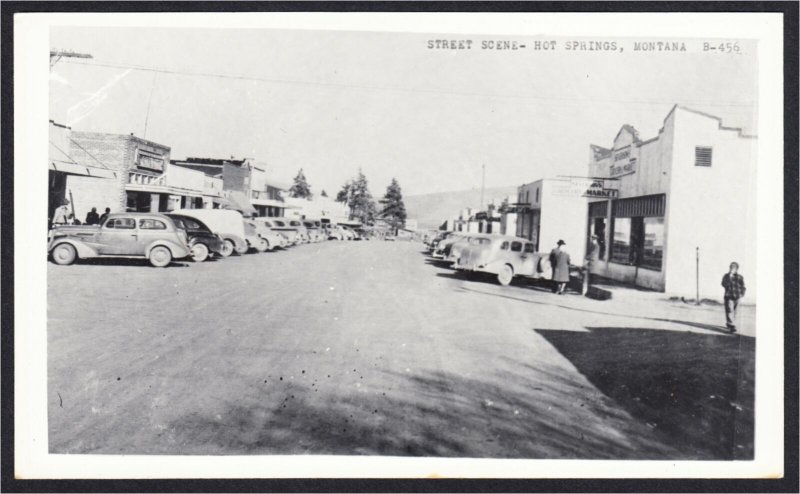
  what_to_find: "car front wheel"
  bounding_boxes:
[51,243,77,265]
[497,264,514,286]
[220,239,235,257]
[191,243,209,262]
[149,246,172,267]
[256,238,269,252]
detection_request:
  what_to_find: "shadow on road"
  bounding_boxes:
[55,257,192,268]
[535,327,754,460]
[457,286,736,334]
[164,359,696,459]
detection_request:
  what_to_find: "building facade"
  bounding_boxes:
[515,178,588,259]
[586,105,756,300]
[48,121,118,225]
[172,158,289,217]
[68,131,205,215]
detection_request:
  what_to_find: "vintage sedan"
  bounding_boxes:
[267,218,301,245]
[48,212,191,267]
[444,234,483,265]
[171,208,248,257]
[454,235,552,286]
[245,219,285,251]
[433,233,469,259]
[166,213,225,262]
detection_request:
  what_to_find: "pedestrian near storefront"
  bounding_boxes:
[550,240,571,295]
[721,262,746,333]
[85,207,100,225]
[52,200,71,226]
[99,207,111,224]
[583,235,600,295]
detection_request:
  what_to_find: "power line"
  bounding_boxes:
[59,58,756,109]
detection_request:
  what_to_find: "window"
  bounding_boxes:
[695,146,712,167]
[183,219,203,230]
[640,217,665,270]
[590,217,607,260]
[470,237,491,245]
[105,218,135,229]
[611,217,632,264]
[535,188,539,203]
[139,219,166,230]
[611,216,664,270]
[510,241,522,252]
[525,191,529,204]
[524,243,535,253]
[500,241,510,250]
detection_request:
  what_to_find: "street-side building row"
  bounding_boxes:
[48,122,350,227]
[438,105,756,301]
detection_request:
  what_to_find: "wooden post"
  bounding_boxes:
[696,246,700,305]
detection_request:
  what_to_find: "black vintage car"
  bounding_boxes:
[166,213,225,262]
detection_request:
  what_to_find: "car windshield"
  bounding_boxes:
[170,215,210,233]
[290,221,301,226]
[469,237,491,245]
[273,221,285,226]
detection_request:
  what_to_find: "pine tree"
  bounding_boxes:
[380,178,407,233]
[320,189,328,198]
[335,171,377,225]
[289,168,312,199]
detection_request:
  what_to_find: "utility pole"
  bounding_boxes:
[49,49,92,69]
[480,163,486,211]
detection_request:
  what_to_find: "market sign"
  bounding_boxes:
[552,178,619,198]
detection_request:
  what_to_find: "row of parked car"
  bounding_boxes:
[425,231,553,286]
[47,209,363,267]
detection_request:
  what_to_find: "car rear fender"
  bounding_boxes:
[223,234,248,253]
[146,240,190,259]
[49,238,98,259]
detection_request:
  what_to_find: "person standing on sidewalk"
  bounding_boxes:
[721,261,746,333]
[550,240,571,295]
[583,235,600,295]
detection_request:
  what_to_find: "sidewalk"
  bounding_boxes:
[575,278,756,338]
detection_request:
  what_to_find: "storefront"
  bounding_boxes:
[586,105,757,300]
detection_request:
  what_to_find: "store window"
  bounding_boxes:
[640,217,665,270]
[611,216,664,270]
[611,218,632,264]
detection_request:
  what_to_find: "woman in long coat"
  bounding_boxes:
[550,240,571,294]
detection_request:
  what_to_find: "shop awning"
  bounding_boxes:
[49,160,117,179]
[224,191,257,215]
[212,196,233,208]
[250,198,288,208]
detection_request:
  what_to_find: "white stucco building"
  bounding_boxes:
[586,105,757,301]
[515,178,589,260]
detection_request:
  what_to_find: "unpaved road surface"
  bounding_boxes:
[48,240,753,458]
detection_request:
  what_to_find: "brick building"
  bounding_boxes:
[48,121,118,225]
[67,130,205,216]
[171,158,289,217]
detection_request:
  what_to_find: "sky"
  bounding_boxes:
[50,27,758,197]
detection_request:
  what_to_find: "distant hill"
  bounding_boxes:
[404,186,518,230]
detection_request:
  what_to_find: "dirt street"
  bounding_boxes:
[47,240,754,459]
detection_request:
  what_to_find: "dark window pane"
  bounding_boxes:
[611,218,632,264]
